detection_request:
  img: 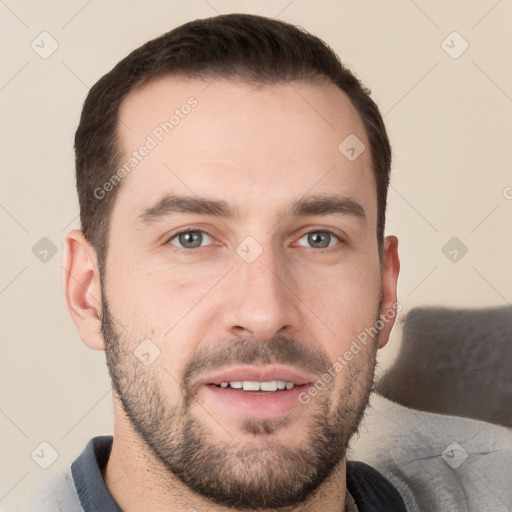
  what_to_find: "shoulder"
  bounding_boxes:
[19,466,83,512]
[19,435,113,512]
[350,393,512,511]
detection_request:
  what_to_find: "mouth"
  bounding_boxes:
[199,365,314,418]
[213,379,298,392]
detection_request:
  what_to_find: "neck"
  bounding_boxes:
[104,402,349,512]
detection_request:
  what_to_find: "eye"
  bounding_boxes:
[168,230,213,249]
[297,230,341,249]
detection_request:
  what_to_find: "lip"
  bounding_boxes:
[203,382,310,418]
[198,364,317,387]
[197,365,316,419]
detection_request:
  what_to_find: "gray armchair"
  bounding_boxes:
[376,305,512,428]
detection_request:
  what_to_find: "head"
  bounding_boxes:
[65,13,399,510]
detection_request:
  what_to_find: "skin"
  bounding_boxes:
[64,76,400,511]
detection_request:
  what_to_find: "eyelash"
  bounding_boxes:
[166,228,344,253]
[167,229,214,253]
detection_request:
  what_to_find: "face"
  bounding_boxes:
[99,76,394,509]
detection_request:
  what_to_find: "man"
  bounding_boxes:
[25,13,403,511]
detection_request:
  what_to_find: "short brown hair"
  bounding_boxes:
[75,13,391,272]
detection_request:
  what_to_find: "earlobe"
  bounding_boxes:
[377,235,400,349]
[63,229,106,351]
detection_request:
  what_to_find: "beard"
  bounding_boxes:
[101,287,379,510]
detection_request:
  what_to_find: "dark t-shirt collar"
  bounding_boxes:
[71,435,121,512]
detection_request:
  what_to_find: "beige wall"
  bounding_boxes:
[1,1,511,509]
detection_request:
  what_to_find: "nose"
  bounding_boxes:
[220,243,301,341]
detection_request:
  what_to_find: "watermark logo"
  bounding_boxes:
[441,441,468,469]
[441,31,469,59]
[442,236,468,263]
[31,31,59,59]
[32,237,58,263]
[236,236,263,264]
[31,441,59,469]
[338,134,366,162]
[134,339,161,366]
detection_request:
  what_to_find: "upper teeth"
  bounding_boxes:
[219,380,294,391]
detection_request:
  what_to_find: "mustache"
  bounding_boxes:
[182,334,332,396]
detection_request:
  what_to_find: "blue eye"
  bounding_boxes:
[169,230,213,249]
[297,231,340,249]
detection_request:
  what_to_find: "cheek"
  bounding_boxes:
[293,257,381,338]
[105,252,225,335]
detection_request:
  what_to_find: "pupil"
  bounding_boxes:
[309,232,329,248]
[180,231,202,248]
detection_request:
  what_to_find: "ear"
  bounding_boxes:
[377,235,400,349]
[63,229,105,350]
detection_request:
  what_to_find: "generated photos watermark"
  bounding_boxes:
[93,96,198,200]
[298,301,403,405]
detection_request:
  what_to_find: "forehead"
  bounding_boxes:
[112,75,375,224]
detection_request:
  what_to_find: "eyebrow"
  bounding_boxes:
[138,195,235,224]
[290,194,367,224]
[137,193,367,225]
